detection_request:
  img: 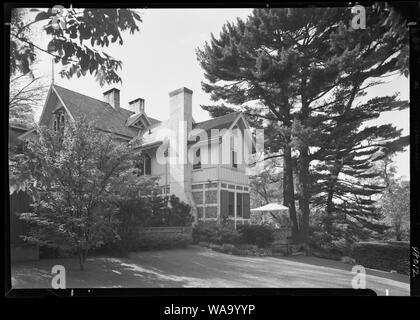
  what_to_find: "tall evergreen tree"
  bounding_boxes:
[197,6,408,242]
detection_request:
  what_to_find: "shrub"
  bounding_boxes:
[308,230,352,260]
[134,232,192,251]
[192,224,218,244]
[39,246,71,259]
[192,224,241,245]
[235,243,258,251]
[150,195,193,227]
[237,224,275,248]
[351,241,409,275]
[214,226,241,245]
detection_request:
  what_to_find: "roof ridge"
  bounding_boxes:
[53,84,135,116]
[53,84,107,105]
[195,110,241,126]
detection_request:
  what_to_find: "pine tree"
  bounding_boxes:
[197,6,408,242]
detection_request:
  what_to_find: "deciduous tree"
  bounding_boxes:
[9,7,142,85]
[9,119,143,270]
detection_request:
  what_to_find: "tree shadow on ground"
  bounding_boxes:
[11,256,205,288]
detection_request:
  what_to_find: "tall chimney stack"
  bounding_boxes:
[128,98,145,114]
[103,88,120,111]
[168,87,193,205]
[169,87,193,133]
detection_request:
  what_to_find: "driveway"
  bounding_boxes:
[11,246,409,295]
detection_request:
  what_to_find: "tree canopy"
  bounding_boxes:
[10,7,142,85]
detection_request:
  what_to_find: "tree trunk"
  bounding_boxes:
[325,161,342,235]
[296,72,311,244]
[395,224,402,241]
[283,145,299,240]
[297,146,311,244]
[325,187,334,234]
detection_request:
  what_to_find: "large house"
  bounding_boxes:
[19,85,254,226]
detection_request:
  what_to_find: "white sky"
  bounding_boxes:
[26,8,409,179]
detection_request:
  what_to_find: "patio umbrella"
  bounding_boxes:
[251,203,289,212]
[251,203,289,225]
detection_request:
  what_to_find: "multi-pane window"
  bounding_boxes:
[228,191,235,217]
[53,111,65,133]
[136,154,151,176]
[236,193,243,218]
[221,187,251,220]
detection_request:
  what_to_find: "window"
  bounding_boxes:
[236,193,243,218]
[53,112,65,132]
[136,154,151,176]
[144,154,151,175]
[232,150,237,168]
[193,148,201,169]
[228,192,235,217]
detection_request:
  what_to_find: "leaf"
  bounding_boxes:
[132,12,142,22]
[47,40,56,52]
[35,11,50,22]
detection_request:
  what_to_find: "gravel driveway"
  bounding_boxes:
[11,245,409,295]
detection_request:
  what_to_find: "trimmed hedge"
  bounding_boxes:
[193,224,275,248]
[351,241,409,275]
[133,233,192,251]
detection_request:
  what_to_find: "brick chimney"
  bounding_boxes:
[128,98,145,114]
[103,88,120,111]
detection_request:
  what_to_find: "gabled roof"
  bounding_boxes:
[52,85,139,138]
[132,111,246,149]
[193,111,242,134]
[41,85,246,147]
[126,111,161,128]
